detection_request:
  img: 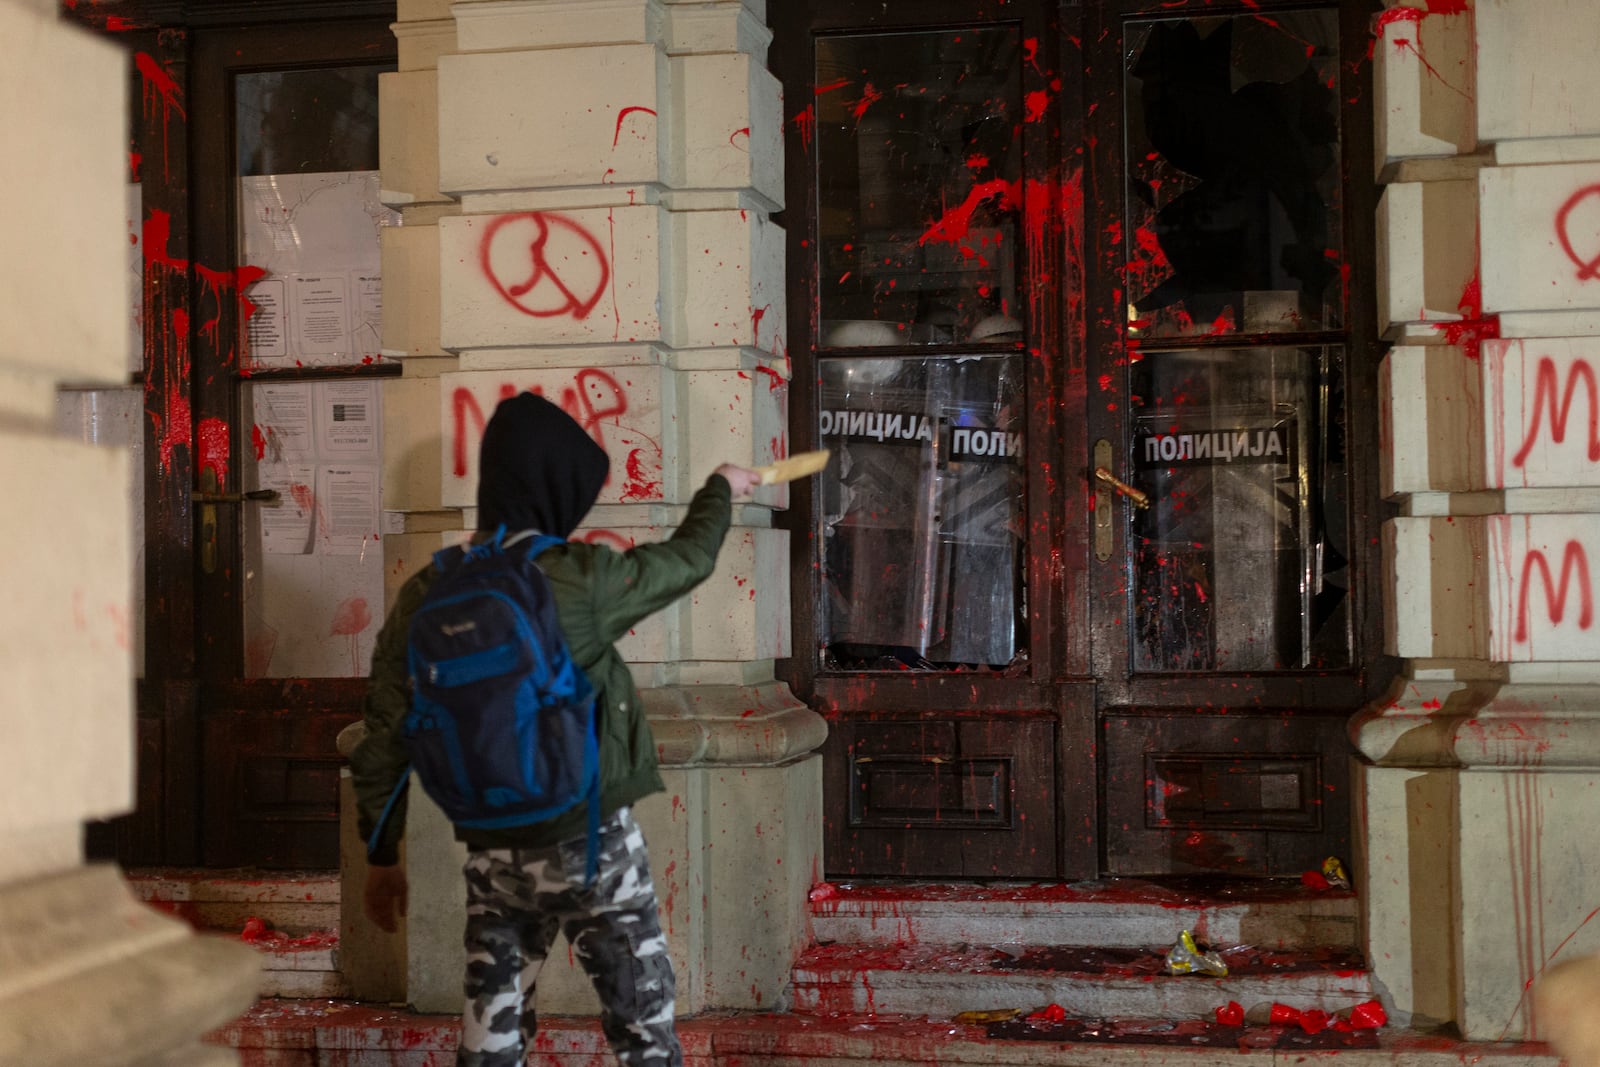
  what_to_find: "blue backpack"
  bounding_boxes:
[368,528,602,880]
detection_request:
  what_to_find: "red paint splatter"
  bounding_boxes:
[851,83,883,122]
[917,178,1020,247]
[791,104,816,151]
[620,447,662,502]
[1435,268,1499,361]
[1374,7,1424,32]
[195,416,230,485]
[330,597,373,636]
[134,52,184,180]
[1022,37,1042,74]
[251,425,267,461]
[814,78,850,96]
[729,127,750,149]
[128,151,142,182]
[1023,89,1050,124]
[104,15,137,30]
[612,105,657,148]
[289,483,314,512]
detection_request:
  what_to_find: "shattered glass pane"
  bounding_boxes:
[815,27,1024,348]
[818,355,1026,672]
[1128,347,1349,671]
[1123,11,1342,338]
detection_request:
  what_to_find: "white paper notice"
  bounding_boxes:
[317,380,379,459]
[238,171,397,369]
[247,278,288,361]
[252,382,315,461]
[257,463,317,555]
[317,465,381,556]
[294,274,351,357]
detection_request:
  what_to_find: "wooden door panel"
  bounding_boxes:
[202,706,358,868]
[1103,710,1351,877]
[824,713,1057,879]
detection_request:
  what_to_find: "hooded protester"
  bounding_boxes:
[351,391,760,1067]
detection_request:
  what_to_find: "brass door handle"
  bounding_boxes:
[1093,467,1150,510]
[196,470,281,574]
[1093,439,1149,563]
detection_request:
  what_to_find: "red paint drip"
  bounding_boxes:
[1022,37,1042,74]
[251,424,267,461]
[814,78,850,96]
[128,151,142,182]
[792,104,816,151]
[612,105,657,148]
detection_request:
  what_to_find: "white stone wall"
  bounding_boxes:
[1363,0,1600,1041]
[357,0,826,1019]
[0,4,259,1061]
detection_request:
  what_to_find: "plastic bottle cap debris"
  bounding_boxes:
[1214,1001,1245,1026]
[1322,856,1351,889]
[1027,1003,1068,1024]
[1164,930,1229,977]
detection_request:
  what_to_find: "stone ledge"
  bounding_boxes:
[1352,678,1600,768]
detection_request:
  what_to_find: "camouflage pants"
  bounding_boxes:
[457,807,681,1067]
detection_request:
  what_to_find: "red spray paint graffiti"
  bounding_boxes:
[1512,357,1600,468]
[1515,540,1594,644]
[450,371,640,478]
[612,105,657,148]
[1555,185,1600,282]
[479,212,610,320]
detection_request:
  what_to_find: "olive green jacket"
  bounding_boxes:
[352,474,733,864]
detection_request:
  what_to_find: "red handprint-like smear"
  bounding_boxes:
[479,212,610,320]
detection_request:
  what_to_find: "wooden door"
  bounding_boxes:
[79,3,397,870]
[1082,0,1389,876]
[773,0,1389,882]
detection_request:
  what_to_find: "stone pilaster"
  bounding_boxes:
[353,0,825,1016]
[0,3,259,1063]
[1363,0,1600,1041]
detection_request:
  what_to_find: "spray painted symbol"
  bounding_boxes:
[1554,184,1600,282]
[479,211,610,319]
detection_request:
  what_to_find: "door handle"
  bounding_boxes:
[1092,439,1148,563]
[195,470,281,574]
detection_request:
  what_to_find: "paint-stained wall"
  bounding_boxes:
[1364,0,1600,1042]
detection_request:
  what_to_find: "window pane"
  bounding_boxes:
[1128,346,1349,671]
[818,354,1025,671]
[815,28,1025,348]
[242,380,385,678]
[1124,11,1342,338]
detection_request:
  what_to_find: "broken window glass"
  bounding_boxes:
[1123,10,1342,338]
[1128,346,1349,671]
[818,355,1026,672]
[814,27,1024,348]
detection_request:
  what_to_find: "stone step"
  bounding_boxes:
[126,870,347,999]
[790,941,1377,1020]
[208,999,1561,1067]
[127,869,340,935]
[809,879,1358,951]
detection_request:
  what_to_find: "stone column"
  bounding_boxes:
[0,2,259,1064]
[358,0,826,1015]
[1358,0,1600,1041]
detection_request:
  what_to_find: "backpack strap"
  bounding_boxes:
[366,769,410,861]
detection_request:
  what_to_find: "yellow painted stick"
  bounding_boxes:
[752,449,831,485]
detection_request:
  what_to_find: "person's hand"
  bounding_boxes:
[715,463,762,499]
[364,863,408,934]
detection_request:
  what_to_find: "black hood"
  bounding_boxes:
[476,392,609,536]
